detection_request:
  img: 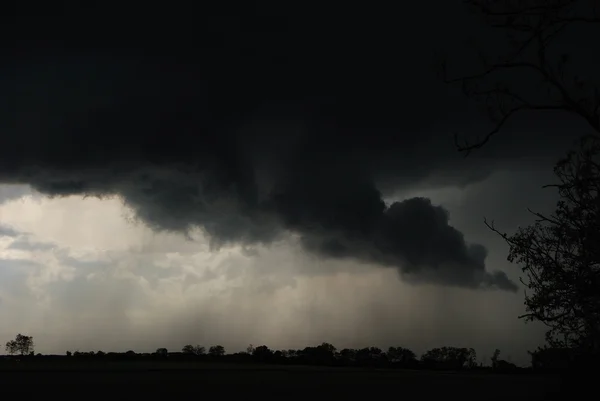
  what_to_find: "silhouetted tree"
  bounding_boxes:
[495,359,518,372]
[530,346,576,370]
[208,345,225,357]
[387,346,418,367]
[155,348,168,357]
[489,349,518,373]
[252,345,274,362]
[317,342,336,354]
[5,334,34,356]
[491,348,501,369]
[314,342,336,364]
[246,344,255,355]
[337,348,356,364]
[182,345,206,356]
[442,0,600,154]
[421,347,473,370]
[467,348,477,368]
[354,347,384,367]
[486,136,600,352]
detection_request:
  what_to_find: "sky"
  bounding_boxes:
[2,2,599,366]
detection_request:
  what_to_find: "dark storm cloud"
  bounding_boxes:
[2,3,590,291]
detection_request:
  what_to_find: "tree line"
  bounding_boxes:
[2,333,581,372]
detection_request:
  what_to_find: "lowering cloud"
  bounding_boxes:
[4,7,586,292]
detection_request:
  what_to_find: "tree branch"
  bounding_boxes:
[443,0,600,155]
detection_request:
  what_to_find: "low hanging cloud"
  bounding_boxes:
[2,156,519,291]
[5,9,586,292]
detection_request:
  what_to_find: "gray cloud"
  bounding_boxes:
[0,224,21,238]
[0,184,33,204]
[8,237,56,252]
[0,258,40,300]
[3,4,592,292]
[2,158,520,291]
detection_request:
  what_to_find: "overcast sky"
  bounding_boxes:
[2,2,598,366]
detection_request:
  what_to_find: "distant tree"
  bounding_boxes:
[208,345,225,357]
[354,347,384,366]
[467,348,478,369]
[314,343,337,364]
[66,351,72,357]
[338,348,356,363]
[491,349,501,369]
[246,344,255,355]
[530,346,576,370]
[489,349,518,372]
[252,345,274,362]
[5,334,34,356]
[155,348,168,357]
[5,340,17,355]
[317,342,336,355]
[422,347,473,370]
[442,0,600,155]
[486,136,600,352]
[387,346,417,366]
[182,344,205,356]
[495,359,518,372]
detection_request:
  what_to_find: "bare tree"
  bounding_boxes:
[486,135,600,351]
[442,0,600,155]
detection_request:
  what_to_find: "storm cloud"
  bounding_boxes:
[3,4,590,292]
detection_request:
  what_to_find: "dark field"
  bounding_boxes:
[0,363,574,400]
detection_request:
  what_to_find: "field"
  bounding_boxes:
[0,362,573,400]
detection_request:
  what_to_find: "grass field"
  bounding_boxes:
[0,362,571,400]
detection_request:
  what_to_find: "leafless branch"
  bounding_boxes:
[443,0,600,155]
